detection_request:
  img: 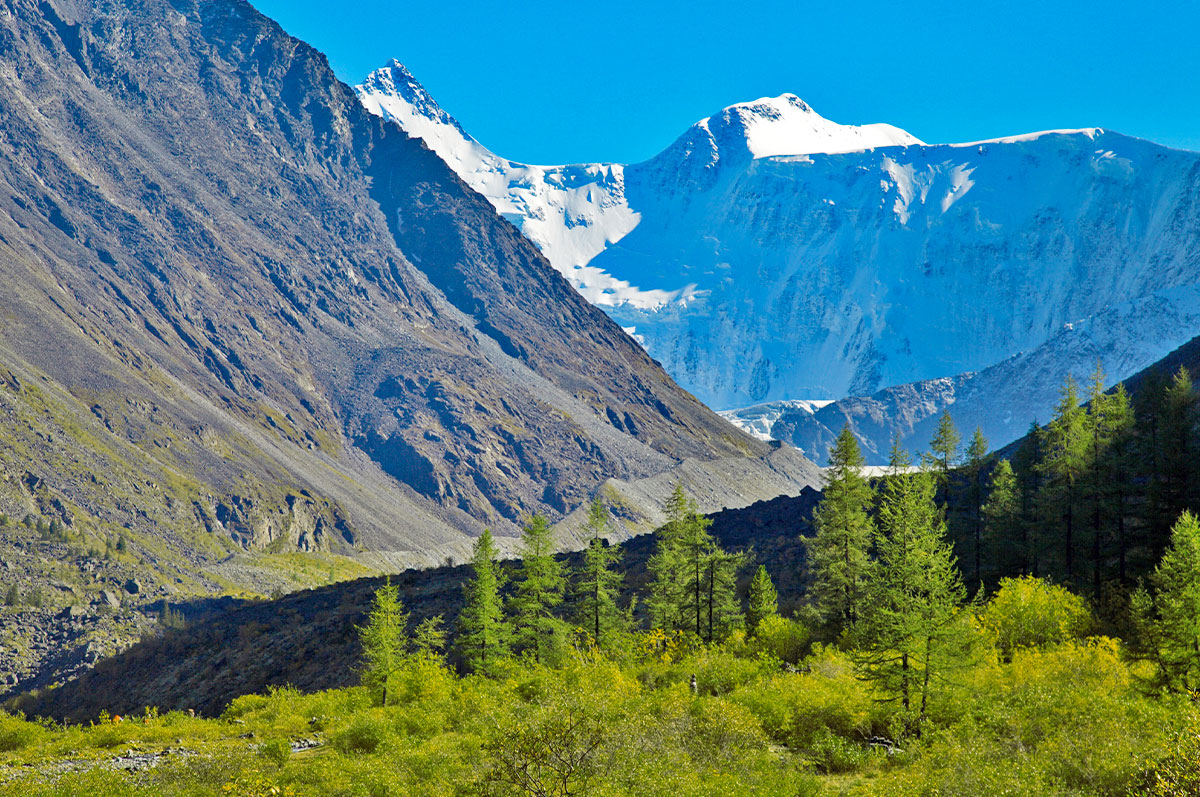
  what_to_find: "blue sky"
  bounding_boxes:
[251,0,1200,165]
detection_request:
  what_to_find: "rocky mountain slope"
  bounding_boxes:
[0,0,819,610]
[357,62,1200,457]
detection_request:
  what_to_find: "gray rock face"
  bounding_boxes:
[0,0,799,580]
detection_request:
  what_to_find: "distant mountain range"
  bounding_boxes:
[358,61,1200,463]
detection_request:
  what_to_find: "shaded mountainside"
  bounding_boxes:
[0,0,798,601]
[9,491,820,721]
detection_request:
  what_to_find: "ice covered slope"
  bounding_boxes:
[356,63,1200,430]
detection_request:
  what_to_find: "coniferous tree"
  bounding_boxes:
[1101,384,1137,584]
[1132,511,1200,692]
[1038,377,1091,585]
[1012,420,1044,575]
[807,426,876,633]
[745,565,779,637]
[964,427,989,587]
[647,484,692,633]
[1084,364,1112,596]
[1083,366,1137,592]
[647,484,745,642]
[982,459,1023,575]
[572,498,626,651]
[853,440,966,730]
[413,615,447,660]
[926,410,961,488]
[457,529,509,675]
[359,579,409,707]
[1155,369,1197,555]
[510,514,566,662]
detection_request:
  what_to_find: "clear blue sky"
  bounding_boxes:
[251,0,1200,165]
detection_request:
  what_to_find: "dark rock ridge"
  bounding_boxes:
[9,491,821,721]
[0,0,789,593]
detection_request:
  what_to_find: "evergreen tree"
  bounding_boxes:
[982,459,1023,575]
[1038,377,1091,585]
[853,441,966,730]
[3,584,18,607]
[457,529,509,675]
[1132,511,1200,692]
[413,616,447,660]
[745,565,779,637]
[807,426,876,633]
[647,484,745,642]
[1012,420,1044,575]
[509,514,566,662]
[925,410,961,487]
[1155,369,1197,555]
[964,427,989,586]
[358,579,409,707]
[1083,366,1137,592]
[646,484,692,633]
[1102,384,1137,584]
[572,498,626,651]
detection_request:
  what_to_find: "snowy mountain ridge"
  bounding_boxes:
[355,61,1200,457]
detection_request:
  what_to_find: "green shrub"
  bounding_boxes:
[0,712,45,752]
[980,576,1092,660]
[750,615,810,665]
[260,737,291,768]
[808,728,867,773]
[334,712,391,754]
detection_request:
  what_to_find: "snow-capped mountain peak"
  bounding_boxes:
[694,93,924,160]
[356,62,1200,461]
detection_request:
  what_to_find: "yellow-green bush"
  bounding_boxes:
[980,576,1093,660]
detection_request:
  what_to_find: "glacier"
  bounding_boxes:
[356,61,1200,461]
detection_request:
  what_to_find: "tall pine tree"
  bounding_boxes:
[1132,511,1200,692]
[1038,377,1091,585]
[647,484,745,642]
[359,578,409,707]
[853,441,966,730]
[964,427,989,587]
[982,459,1024,575]
[926,410,961,488]
[807,426,875,633]
[745,565,779,637]
[571,498,627,652]
[509,514,566,662]
[457,529,509,675]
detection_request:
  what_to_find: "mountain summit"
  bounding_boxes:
[357,62,1200,460]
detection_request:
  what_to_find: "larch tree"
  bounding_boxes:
[647,483,745,642]
[926,410,961,488]
[807,425,876,633]
[457,528,509,675]
[1132,511,1200,692]
[964,427,989,587]
[745,565,779,638]
[1156,369,1197,555]
[853,440,966,731]
[982,459,1023,575]
[1038,376,1091,585]
[572,497,627,652]
[359,578,409,707]
[510,514,567,662]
